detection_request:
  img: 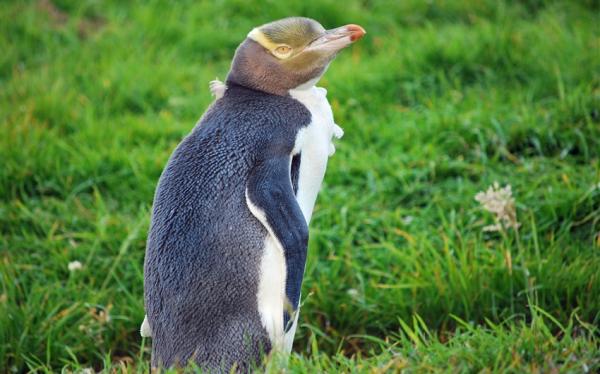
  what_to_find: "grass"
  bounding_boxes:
[1,0,599,372]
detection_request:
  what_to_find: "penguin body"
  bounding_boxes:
[143,17,365,371]
[145,84,311,370]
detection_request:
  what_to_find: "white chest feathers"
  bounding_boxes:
[289,86,343,224]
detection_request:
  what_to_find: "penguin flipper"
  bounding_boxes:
[245,155,309,316]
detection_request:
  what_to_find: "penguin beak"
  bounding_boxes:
[308,24,366,52]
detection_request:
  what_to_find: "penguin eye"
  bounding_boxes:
[273,45,293,58]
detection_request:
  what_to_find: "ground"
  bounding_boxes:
[1,0,599,372]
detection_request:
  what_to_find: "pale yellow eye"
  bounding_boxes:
[273,45,292,57]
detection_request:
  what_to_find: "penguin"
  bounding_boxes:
[143,17,365,371]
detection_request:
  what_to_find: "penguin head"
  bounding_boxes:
[226,17,366,95]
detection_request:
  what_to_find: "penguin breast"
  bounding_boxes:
[289,86,337,224]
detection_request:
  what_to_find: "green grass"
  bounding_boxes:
[1,0,599,372]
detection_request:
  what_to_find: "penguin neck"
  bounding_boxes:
[225,76,320,97]
[292,76,321,91]
[225,75,289,97]
[290,65,328,92]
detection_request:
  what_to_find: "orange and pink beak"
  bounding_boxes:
[308,24,366,52]
[346,24,367,42]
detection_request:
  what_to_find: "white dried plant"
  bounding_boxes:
[68,260,83,272]
[475,182,520,232]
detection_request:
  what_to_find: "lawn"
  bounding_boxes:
[1,0,599,372]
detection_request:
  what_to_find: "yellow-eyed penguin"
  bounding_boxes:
[142,17,365,371]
